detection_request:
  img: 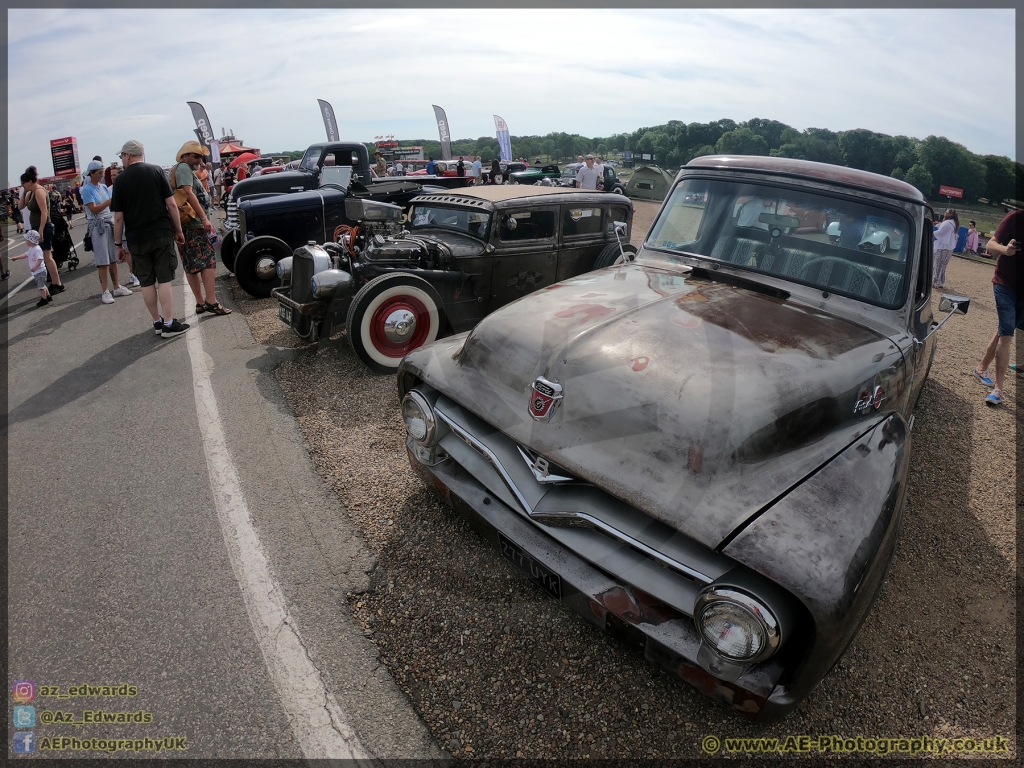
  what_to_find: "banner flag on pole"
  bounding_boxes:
[432,105,453,160]
[317,99,339,143]
[186,101,216,155]
[493,115,512,163]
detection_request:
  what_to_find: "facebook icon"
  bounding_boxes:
[13,731,35,753]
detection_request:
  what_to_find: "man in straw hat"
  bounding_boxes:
[111,139,190,338]
[171,140,230,317]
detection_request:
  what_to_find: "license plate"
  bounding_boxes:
[278,303,292,324]
[497,532,561,600]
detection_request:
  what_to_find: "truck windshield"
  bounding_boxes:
[645,178,914,308]
[300,148,321,171]
[409,205,491,240]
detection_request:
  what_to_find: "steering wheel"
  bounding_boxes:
[797,257,882,301]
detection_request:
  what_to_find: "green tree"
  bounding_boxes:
[981,155,1015,203]
[596,143,608,157]
[480,147,494,163]
[715,127,769,156]
[904,163,933,196]
[688,144,717,162]
[744,118,789,150]
[917,135,986,200]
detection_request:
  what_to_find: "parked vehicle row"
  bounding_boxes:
[243,154,968,721]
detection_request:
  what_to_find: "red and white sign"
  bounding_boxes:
[50,136,80,178]
[938,184,963,199]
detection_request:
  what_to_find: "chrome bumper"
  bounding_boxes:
[271,286,322,317]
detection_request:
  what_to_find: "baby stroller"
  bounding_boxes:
[50,213,80,272]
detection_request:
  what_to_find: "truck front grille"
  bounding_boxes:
[291,253,315,305]
[225,196,239,230]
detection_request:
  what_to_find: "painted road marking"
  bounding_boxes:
[181,289,373,762]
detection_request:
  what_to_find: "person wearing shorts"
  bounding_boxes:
[972,209,1023,406]
[110,139,189,339]
[82,160,134,304]
[170,141,231,317]
[10,229,51,307]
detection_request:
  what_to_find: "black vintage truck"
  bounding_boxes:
[223,142,471,297]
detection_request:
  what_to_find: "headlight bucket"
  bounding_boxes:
[694,586,782,681]
[402,390,437,446]
[276,256,293,281]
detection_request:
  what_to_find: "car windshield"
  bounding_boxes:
[645,178,914,308]
[409,205,491,240]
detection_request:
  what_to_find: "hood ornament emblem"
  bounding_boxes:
[528,376,562,422]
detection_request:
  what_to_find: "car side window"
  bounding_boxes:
[607,207,629,234]
[563,207,603,238]
[499,210,555,242]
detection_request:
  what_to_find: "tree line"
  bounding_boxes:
[359,118,1019,204]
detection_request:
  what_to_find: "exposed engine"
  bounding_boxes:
[278,198,455,306]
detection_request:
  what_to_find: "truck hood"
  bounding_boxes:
[408,263,906,548]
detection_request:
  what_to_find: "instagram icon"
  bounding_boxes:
[12,680,35,703]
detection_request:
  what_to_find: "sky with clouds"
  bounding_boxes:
[7,8,1016,185]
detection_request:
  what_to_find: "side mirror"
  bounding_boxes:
[613,221,627,237]
[938,294,970,314]
[505,216,518,231]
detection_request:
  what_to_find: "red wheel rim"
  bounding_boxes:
[368,295,431,357]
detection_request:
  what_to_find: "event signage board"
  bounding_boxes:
[494,115,512,163]
[317,99,339,142]
[393,146,424,161]
[938,184,963,199]
[50,137,79,178]
[432,105,453,160]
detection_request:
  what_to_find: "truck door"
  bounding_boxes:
[906,219,936,411]
[489,207,558,310]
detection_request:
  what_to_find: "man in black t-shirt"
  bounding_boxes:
[111,139,190,338]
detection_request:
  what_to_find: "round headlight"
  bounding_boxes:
[402,391,436,445]
[695,588,779,662]
[276,256,293,280]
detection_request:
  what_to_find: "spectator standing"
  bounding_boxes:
[110,139,189,338]
[575,155,601,190]
[394,159,404,176]
[471,156,482,185]
[235,162,248,182]
[374,151,387,178]
[213,163,224,205]
[107,164,140,288]
[488,160,503,185]
[971,208,1022,406]
[82,160,133,304]
[426,157,437,175]
[966,220,980,255]
[456,158,465,177]
[196,162,211,196]
[11,229,51,307]
[932,208,958,288]
[170,141,231,318]
[19,167,65,294]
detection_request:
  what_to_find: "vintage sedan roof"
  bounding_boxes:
[686,155,926,204]
[410,185,614,209]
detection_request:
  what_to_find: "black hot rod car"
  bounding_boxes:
[271,185,635,371]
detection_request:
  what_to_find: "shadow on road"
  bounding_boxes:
[5,330,170,427]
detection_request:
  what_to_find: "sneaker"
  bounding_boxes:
[161,319,190,338]
[111,286,133,297]
[972,368,994,387]
[46,295,52,302]
[154,320,165,336]
[36,298,48,308]
[49,283,66,295]
[100,290,115,304]
[129,274,141,288]
[0,271,9,281]
[1011,363,1024,379]
[985,389,1002,407]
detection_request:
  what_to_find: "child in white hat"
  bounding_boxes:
[11,229,52,307]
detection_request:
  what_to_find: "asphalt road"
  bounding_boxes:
[4,214,441,760]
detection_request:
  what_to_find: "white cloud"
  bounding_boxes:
[6,8,1015,184]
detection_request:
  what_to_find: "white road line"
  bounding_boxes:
[181,290,374,763]
[0,276,36,306]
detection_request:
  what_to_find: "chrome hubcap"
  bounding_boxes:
[256,257,277,279]
[383,309,416,343]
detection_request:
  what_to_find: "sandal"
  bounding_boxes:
[195,303,207,314]
[204,302,232,316]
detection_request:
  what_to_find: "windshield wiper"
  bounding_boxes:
[688,266,791,300]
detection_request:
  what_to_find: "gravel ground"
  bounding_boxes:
[230,236,1015,759]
